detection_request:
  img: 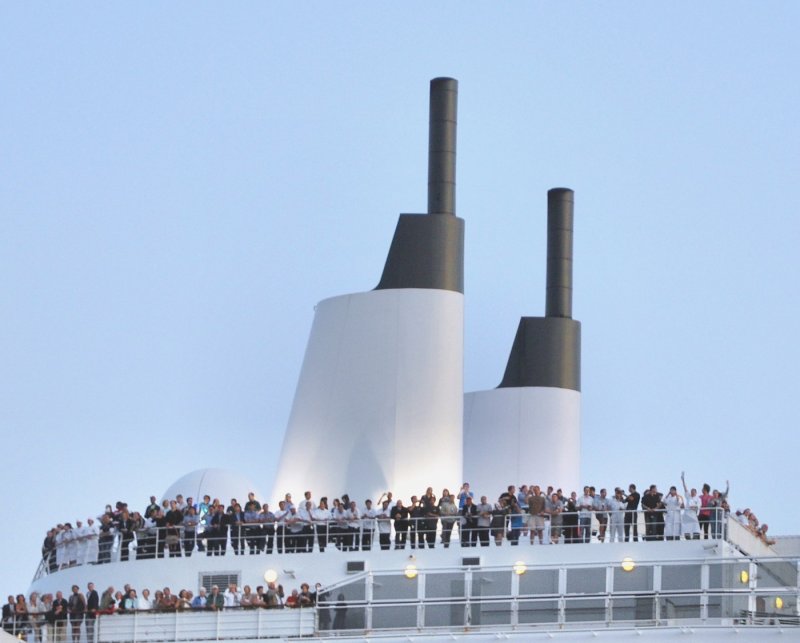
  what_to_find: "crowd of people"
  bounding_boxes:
[2,580,323,642]
[40,474,750,570]
[8,475,777,640]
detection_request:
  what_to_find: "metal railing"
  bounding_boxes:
[35,508,734,581]
[313,556,799,635]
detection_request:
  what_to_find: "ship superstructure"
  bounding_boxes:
[22,78,800,643]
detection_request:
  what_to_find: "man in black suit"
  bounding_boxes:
[51,590,69,643]
[85,582,99,642]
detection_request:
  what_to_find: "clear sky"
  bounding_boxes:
[2,3,798,596]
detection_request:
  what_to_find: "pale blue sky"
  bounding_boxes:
[2,3,799,594]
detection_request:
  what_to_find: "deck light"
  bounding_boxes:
[404,555,418,579]
[739,570,749,584]
[621,557,635,572]
[513,561,527,575]
[775,597,784,610]
[264,569,278,583]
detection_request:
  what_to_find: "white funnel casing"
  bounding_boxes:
[272,289,463,502]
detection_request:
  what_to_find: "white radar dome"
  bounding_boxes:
[162,468,264,506]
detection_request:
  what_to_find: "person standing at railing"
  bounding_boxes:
[165,501,184,541]
[457,483,474,509]
[182,505,200,556]
[527,487,546,545]
[409,496,424,549]
[376,500,393,550]
[308,500,325,552]
[117,509,136,561]
[138,588,153,611]
[624,484,640,542]
[662,486,684,540]
[438,490,459,548]
[97,515,116,564]
[699,483,713,539]
[641,485,664,541]
[607,489,626,543]
[196,495,211,552]
[491,496,510,546]
[229,502,246,555]
[298,501,315,552]
[420,488,439,549]
[85,582,99,642]
[243,501,260,554]
[593,489,611,543]
[507,496,525,545]
[460,496,479,547]
[42,529,57,573]
[392,500,410,549]
[680,472,702,540]
[3,596,17,638]
[344,501,360,552]
[260,503,276,554]
[708,482,729,539]
[207,586,225,611]
[361,499,377,551]
[274,500,289,553]
[476,496,492,547]
[547,492,565,544]
[578,487,593,543]
[562,492,579,544]
[29,592,46,643]
[191,587,207,609]
[50,591,68,643]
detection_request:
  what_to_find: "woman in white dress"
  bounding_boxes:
[85,518,100,564]
[662,486,684,541]
[681,472,701,539]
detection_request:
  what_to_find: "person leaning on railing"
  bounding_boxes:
[438,489,459,548]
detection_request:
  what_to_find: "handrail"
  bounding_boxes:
[35,508,734,581]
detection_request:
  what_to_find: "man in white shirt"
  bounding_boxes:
[578,487,594,543]
[223,584,241,608]
[360,499,377,551]
[296,502,315,553]
[607,489,627,543]
[376,500,392,550]
[273,501,289,554]
[345,502,361,552]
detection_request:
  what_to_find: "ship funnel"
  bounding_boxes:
[498,188,580,391]
[376,78,464,292]
[428,77,458,216]
[546,188,574,318]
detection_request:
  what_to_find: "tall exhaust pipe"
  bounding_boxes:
[546,188,574,318]
[498,188,580,390]
[376,77,464,292]
[428,77,458,216]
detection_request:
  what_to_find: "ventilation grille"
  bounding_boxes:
[346,561,366,573]
[461,557,481,567]
[200,572,240,592]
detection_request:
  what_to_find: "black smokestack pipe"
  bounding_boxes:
[427,77,458,216]
[498,188,580,391]
[545,188,574,318]
[376,78,464,293]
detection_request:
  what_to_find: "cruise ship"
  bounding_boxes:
[16,78,800,643]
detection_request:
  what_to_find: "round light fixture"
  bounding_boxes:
[621,557,636,572]
[739,570,749,584]
[775,597,784,610]
[513,561,527,575]
[264,569,278,584]
[404,564,418,580]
